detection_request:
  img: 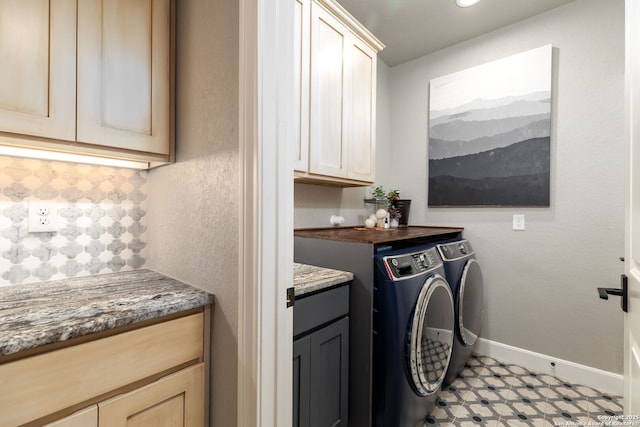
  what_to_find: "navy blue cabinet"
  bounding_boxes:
[293,285,350,427]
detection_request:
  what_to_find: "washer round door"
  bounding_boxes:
[458,258,484,347]
[407,275,455,396]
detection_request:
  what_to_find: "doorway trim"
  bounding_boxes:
[238,0,294,425]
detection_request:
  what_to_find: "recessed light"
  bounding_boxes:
[456,0,481,7]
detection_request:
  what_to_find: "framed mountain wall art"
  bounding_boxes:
[428,45,552,207]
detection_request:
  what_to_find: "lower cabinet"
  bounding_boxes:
[293,335,311,427]
[1,311,209,427]
[99,363,204,427]
[44,364,204,427]
[293,285,350,427]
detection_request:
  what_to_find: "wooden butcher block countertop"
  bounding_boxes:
[294,225,464,245]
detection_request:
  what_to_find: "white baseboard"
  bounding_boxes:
[474,338,623,396]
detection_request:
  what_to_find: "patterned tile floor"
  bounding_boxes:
[425,355,623,426]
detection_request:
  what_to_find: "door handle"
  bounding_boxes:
[597,274,628,313]
[598,287,623,298]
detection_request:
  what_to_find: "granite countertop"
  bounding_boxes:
[0,269,215,357]
[294,263,353,296]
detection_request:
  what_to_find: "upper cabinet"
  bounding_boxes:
[77,0,171,156]
[0,0,76,142]
[294,0,384,186]
[0,0,174,168]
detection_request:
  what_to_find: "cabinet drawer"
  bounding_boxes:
[294,284,349,336]
[0,313,203,427]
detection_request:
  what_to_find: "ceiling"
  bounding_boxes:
[336,0,576,67]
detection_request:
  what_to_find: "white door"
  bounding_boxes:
[625,0,640,414]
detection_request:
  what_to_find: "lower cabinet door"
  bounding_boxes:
[98,363,204,427]
[45,406,98,427]
[309,316,349,427]
[293,335,311,427]
[294,316,349,427]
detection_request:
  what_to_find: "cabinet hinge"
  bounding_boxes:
[286,287,295,308]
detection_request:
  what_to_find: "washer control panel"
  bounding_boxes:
[437,239,474,261]
[384,247,441,280]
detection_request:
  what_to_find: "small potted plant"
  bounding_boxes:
[368,186,411,228]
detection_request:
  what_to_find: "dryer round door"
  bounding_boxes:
[407,275,455,396]
[458,258,484,347]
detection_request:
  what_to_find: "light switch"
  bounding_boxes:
[513,214,525,231]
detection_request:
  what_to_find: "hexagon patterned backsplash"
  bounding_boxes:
[0,156,148,286]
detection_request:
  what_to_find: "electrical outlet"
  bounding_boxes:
[28,201,57,233]
[512,214,525,231]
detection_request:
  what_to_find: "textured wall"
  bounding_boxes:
[389,0,624,373]
[294,0,625,374]
[0,155,147,286]
[146,0,239,425]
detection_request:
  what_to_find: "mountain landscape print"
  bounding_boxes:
[428,45,552,206]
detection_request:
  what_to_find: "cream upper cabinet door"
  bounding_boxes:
[0,0,76,141]
[309,2,347,178]
[307,0,381,184]
[293,0,310,173]
[77,0,171,155]
[45,407,98,427]
[98,364,205,427]
[345,37,376,182]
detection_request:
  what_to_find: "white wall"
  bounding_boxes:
[147,0,239,425]
[294,0,625,374]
